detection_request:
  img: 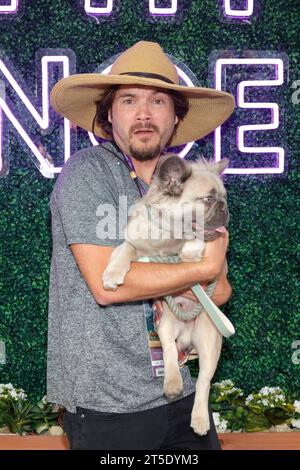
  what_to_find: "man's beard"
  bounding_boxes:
[128,123,163,161]
[129,141,162,162]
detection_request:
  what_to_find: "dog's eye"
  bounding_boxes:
[203,196,214,204]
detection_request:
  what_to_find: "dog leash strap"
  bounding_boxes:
[138,256,235,338]
[191,283,235,338]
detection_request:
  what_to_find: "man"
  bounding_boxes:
[48,41,234,450]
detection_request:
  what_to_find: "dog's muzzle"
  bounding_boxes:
[203,199,229,241]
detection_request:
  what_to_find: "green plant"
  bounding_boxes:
[1,380,300,435]
[210,380,300,432]
[0,384,61,435]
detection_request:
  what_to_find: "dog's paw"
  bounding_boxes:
[164,375,183,400]
[190,410,210,436]
[102,265,129,290]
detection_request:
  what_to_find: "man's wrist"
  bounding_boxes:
[196,260,219,283]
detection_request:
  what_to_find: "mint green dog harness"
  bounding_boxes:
[138,255,235,338]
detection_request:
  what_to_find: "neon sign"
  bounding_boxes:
[0,49,287,178]
[84,1,179,16]
[0,0,18,13]
[149,0,178,15]
[223,0,254,18]
[0,51,75,177]
[213,53,286,174]
[0,1,258,20]
[84,0,114,16]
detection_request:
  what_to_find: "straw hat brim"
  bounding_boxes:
[51,73,235,147]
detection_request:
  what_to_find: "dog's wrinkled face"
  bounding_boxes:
[151,154,229,241]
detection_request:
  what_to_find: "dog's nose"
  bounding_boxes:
[218,200,226,212]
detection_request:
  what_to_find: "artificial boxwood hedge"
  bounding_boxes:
[0,0,299,400]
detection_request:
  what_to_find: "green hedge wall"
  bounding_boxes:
[0,0,299,401]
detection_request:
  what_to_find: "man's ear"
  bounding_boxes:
[108,108,112,124]
[174,115,179,125]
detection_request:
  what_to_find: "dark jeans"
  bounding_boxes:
[63,393,221,450]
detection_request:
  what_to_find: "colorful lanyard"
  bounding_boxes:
[123,154,146,198]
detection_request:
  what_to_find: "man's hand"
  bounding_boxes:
[202,230,229,274]
[153,261,231,311]
[153,231,230,310]
[174,260,231,306]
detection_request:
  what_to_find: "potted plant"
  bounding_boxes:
[1,381,300,450]
[0,383,68,449]
[210,380,300,433]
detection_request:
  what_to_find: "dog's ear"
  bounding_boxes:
[156,154,192,196]
[194,156,229,175]
[212,158,229,175]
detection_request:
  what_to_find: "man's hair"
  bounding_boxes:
[94,85,189,137]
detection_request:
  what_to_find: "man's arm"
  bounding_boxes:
[164,260,232,307]
[210,262,232,306]
[70,232,229,305]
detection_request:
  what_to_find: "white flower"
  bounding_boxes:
[245,394,254,405]
[18,391,27,400]
[221,379,234,387]
[293,400,300,414]
[225,387,244,397]
[212,380,243,402]
[0,384,27,401]
[216,418,228,432]
[213,379,234,388]
[255,387,287,407]
[259,386,284,397]
[291,419,300,429]
[0,384,12,397]
[222,379,234,387]
[260,387,270,396]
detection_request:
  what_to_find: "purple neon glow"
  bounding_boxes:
[0,97,55,177]
[149,0,177,15]
[0,0,18,13]
[88,62,194,158]
[223,0,254,17]
[214,58,284,174]
[0,107,2,172]
[84,0,113,15]
[0,56,71,177]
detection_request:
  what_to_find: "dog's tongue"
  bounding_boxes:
[214,226,227,233]
[194,225,227,234]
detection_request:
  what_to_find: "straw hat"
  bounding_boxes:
[50,41,234,146]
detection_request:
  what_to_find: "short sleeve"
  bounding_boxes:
[51,153,123,247]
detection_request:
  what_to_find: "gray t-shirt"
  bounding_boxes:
[47,141,195,413]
